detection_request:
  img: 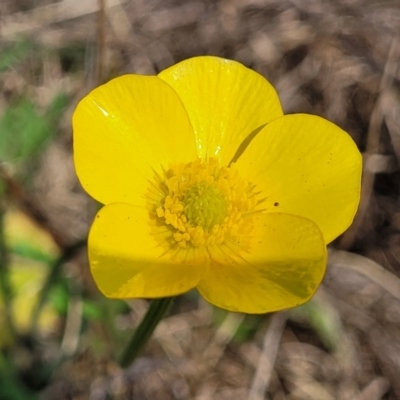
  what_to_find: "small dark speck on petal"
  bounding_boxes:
[274,202,279,207]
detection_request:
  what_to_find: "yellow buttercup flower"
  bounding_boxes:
[73,56,361,314]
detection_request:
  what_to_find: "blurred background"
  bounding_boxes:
[1,0,400,399]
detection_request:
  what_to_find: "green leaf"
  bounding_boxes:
[0,99,50,162]
[0,94,70,165]
[82,300,102,321]
[48,284,69,316]
[0,40,33,73]
[10,241,54,264]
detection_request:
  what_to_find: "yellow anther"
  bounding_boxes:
[170,202,184,213]
[164,196,174,208]
[174,232,184,242]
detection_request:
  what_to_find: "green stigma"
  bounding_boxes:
[183,182,227,231]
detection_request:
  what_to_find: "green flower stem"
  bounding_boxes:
[119,297,174,368]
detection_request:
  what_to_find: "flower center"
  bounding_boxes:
[150,158,259,249]
[183,181,227,231]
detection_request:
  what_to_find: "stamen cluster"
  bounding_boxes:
[155,158,258,248]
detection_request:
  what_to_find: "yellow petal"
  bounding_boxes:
[197,213,326,314]
[73,75,197,206]
[158,56,283,164]
[236,114,362,243]
[88,203,208,298]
